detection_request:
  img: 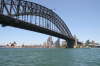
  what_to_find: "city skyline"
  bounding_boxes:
[0,0,100,45]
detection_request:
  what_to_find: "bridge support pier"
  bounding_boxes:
[66,39,75,48]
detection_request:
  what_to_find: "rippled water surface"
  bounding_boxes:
[0,48,100,66]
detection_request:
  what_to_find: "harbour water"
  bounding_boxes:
[0,48,100,66]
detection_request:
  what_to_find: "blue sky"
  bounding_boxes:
[0,0,100,45]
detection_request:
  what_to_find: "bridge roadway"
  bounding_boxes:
[0,0,75,48]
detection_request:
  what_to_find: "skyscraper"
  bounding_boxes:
[47,36,53,48]
[54,38,60,48]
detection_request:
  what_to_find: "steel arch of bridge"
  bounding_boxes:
[0,0,75,48]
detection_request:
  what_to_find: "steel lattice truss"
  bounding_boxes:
[0,0,74,40]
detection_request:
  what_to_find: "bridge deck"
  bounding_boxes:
[0,14,70,40]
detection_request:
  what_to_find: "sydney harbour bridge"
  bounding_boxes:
[0,0,75,48]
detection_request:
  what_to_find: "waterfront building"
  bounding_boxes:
[43,42,49,48]
[6,42,17,48]
[47,36,54,48]
[73,35,78,48]
[54,38,60,48]
[84,40,97,48]
[61,40,67,48]
[0,45,6,48]
[77,42,83,48]
[11,42,17,48]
